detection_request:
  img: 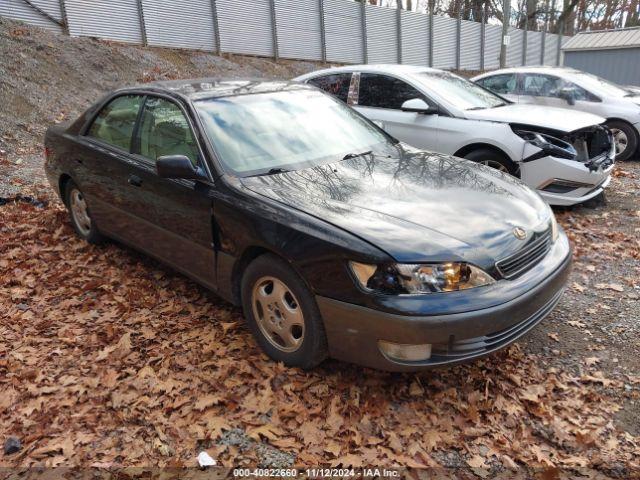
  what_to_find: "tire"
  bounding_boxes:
[463,148,518,176]
[241,254,328,369]
[64,180,104,244]
[606,120,638,162]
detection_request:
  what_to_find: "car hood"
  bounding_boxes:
[240,144,551,265]
[464,104,605,132]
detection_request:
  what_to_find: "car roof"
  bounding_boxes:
[300,64,444,77]
[475,66,583,77]
[116,78,311,101]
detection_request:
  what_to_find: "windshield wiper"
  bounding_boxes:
[466,106,487,111]
[343,150,372,160]
[249,167,290,177]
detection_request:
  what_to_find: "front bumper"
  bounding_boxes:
[317,233,572,371]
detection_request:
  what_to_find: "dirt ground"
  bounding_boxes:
[0,16,639,476]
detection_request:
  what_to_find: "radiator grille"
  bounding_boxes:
[496,228,552,279]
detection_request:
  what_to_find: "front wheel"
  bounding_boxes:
[64,180,104,244]
[463,148,518,176]
[241,254,328,369]
[606,120,638,161]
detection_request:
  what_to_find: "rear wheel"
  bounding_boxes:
[241,254,328,369]
[64,180,104,244]
[606,120,638,161]
[463,148,518,176]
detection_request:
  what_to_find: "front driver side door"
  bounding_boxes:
[353,73,440,151]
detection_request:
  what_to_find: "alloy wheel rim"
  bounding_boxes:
[610,128,628,155]
[480,160,509,173]
[251,276,305,353]
[70,189,91,236]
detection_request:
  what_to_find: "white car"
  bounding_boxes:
[295,65,615,206]
[472,67,640,161]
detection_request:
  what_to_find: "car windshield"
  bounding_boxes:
[195,88,389,176]
[413,71,507,110]
[570,71,632,97]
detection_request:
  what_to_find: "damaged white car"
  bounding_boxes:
[295,65,615,206]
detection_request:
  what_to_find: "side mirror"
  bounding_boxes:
[401,98,438,114]
[559,87,577,106]
[156,155,206,180]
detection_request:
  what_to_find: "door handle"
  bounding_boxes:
[127,174,142,187]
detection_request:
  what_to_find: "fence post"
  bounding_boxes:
[318,0,327,62]
[455,8,461,70]
[540,28,546,65]
[136,0,147,46]
[521,17,527,65]
[396,4,402,64]
[556,22,564,65]
[269,0,279,60]
[360,1,368,64]
[428,2,434,67]
[210,0,221,55]
[58,0,69,35]
[480,1,486,71]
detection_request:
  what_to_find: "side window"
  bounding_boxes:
[564,81,598,102]
[477,74,516,95]
[137,97,199,165]
[522,74,564,98]
[87,95,142,151]
[358,74,425,109]
[307,73,352,103]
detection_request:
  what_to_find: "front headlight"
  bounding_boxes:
[349,261,495,294]
[513,129,577,160]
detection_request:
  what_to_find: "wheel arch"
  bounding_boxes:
[453,142,512,161]
[58,174,73,206]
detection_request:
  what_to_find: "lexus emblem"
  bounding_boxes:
[513,227,527,240]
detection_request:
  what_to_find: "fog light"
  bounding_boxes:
[378,341,432,362]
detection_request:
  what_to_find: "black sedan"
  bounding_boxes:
[44,79,571,371]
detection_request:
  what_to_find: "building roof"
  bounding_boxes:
[562,27,640,52]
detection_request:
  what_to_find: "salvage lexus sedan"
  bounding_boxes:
[44,79,571,371]
[473,67,640,161]
[295,65,615,206]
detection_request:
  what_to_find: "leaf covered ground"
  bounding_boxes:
[1,166,639,476]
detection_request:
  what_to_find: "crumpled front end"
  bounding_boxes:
[517,124,615,206]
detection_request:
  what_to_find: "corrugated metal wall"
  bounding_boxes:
[216,0,273,57]
[432,15,457,69]
[365,4,397,64]
[66,0,142,44]
[275,0,322,61]
[400,10,429,67]
[0,0,63,33]
[323,0,363,64]
[525,30,542,65]
[142,0,216,51]
[2,0,571,70]
[564,48,640,86]
[484,24,502,70]
[460,19,481,70]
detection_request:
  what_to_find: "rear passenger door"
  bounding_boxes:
[354,73,440,150]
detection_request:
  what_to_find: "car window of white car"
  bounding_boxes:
[355,73,440,152]
[476,74,518,102]
[307,73,353,103]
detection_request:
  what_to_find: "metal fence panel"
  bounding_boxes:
[324,0,363,64]
[0,0,62,33]
[460,19,481,70]
[275,0,322,61]
[484,23,501,70]
[216,0,273,57]
[400,10,429,66]
[365,4,396,64]
[506,26,524,66]
[525,29,542,65]
[142,0,216,51]
[65,0,142,43]
[432,15,456,69]
[543,33,559,65]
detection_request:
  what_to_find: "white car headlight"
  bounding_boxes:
[550,212,559,242]
[350,261,495,294]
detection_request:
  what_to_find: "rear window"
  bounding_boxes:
[87,95,142,151]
